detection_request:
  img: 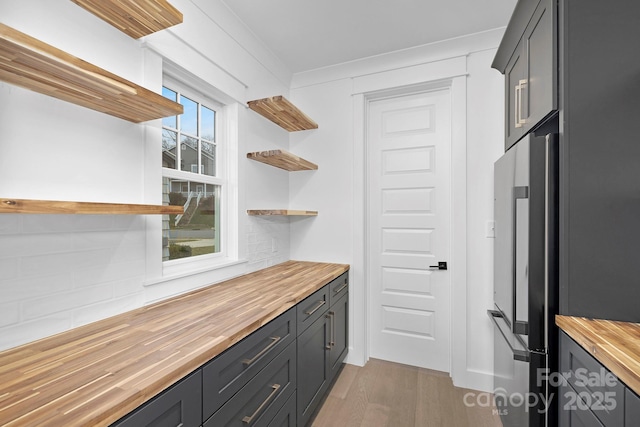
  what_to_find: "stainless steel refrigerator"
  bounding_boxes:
[489,132,559,427]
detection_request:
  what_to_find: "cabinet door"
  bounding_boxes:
[297,315,330,427]
[559,383,605,427]
[329,292,348,381]
[504,41,526,150]
[559,332,624,427]
[522,0,556,131]
[110,370,202,427]
[625,388,640,426]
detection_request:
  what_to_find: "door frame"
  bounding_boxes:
[350,57,468,385]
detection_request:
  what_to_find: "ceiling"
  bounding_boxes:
[220,0,518,74]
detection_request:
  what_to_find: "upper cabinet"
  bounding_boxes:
[0,23,183,123]
[248,96,318,132]
[70,0,183,39]
[492,0,556,151]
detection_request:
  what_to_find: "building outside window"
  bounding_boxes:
[161,81,224,262]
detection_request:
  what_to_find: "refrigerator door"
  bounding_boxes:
[494,136,530,339]
[489,309,548,427]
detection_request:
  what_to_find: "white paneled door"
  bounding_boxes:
[368,88,451,372]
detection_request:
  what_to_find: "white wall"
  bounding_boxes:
[288,31,505,391]
[0,0,293,351]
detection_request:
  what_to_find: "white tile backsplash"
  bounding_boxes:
[0,215,148,351]
[245,216,290,271]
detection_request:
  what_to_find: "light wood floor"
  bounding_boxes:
[311,358,503,427]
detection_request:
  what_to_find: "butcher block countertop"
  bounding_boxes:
[556,315,640,395]
[0,260,349,427]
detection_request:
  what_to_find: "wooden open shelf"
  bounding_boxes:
[247,210,318,217]
[0,198,184,215]
[247,96,318,132]
[247,149,318,171]
[0,23,183,123]
[70,0,183,39]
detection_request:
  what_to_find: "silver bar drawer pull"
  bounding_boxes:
[304,300,326,316]
[242,383,281,424]
[333,282,348,294]
[242,336,281,367]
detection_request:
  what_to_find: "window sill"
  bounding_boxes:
[143,258,248,303]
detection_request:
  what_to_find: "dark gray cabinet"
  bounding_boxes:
[110,370,202,427]
[296,312,330,427]
[493,0,556,150]
[557,332,640,427]
[328,292,348,380]
[297,272,349,426]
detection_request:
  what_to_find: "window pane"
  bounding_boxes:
[180,95,198,136]
[180,135,198,173]
[163,179,220,260]
[202,106,215,142]
[162,129,177,169]
[162,87,177,129]
[202,141,216,176]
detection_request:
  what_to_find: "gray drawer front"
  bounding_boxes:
[560,383,605,427]
[560,332,624,427]
[267,390,296,427]
[625,388,640,425]
[328,271,348,307]
[203,308,296,420]
[204,341,296,427]
[297,285,329,334]
[111,370,202,427]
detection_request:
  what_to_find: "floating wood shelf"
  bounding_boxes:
[70,0,183,39]
[247,96,318,132]
[0,198,184,215]
[0,23,183,123]
[247,149,318,171]
[247,210,318,217]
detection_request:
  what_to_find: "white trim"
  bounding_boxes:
[353,58,469,386]
[449,75,469,388]
[292,27,505,89]
[348,92,367,367]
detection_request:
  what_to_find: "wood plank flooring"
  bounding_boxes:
[311,359,503,427]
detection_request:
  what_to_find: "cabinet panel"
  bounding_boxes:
[204,342,296,427]
[504,43,526,150]
[560,332,624,427]
[203,308,296,420]
[328,271,349,307]
[625,388,640,425]
[523,0,556,130]
[110,370,201,427]
[329,292,348,381]
[267,391,297,427]
[297,314,330,427]
[559,383,605,427]
[297,285,329,334]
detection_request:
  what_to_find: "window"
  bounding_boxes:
[161,81,224,262]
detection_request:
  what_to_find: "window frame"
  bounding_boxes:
[161,73,229,270]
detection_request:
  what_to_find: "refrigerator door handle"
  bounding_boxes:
[512,185,529,336]
[488,309,530,362]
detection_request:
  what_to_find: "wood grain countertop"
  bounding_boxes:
[556,315,640,395]
[0,260,349,427]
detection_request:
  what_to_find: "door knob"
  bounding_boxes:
[428,262,447,270]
